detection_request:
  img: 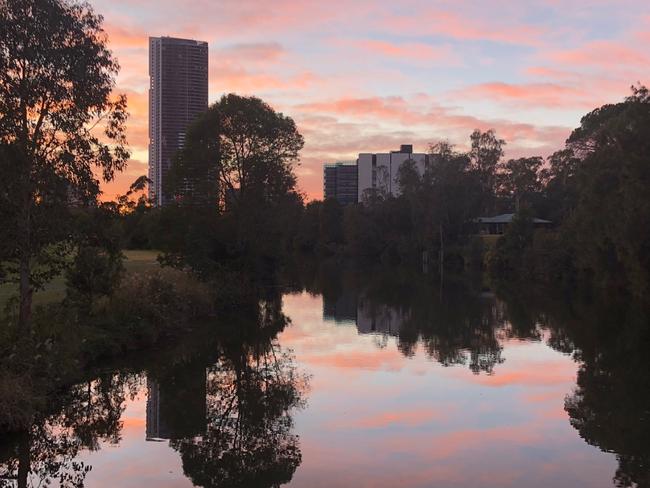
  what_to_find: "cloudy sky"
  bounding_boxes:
[94,0,650,200]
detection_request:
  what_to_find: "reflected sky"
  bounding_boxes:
[279,292,615,488]
[56,288,623,488]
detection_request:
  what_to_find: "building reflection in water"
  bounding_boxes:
[324,288,410,335]
[317,267,511,373]
[145,362,207,442]
[322,292,357,325]
[145,379,169,441]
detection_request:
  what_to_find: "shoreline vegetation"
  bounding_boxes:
[0,257,648,487]
[0,1,649,485]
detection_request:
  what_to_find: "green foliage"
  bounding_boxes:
[562,85,650,296]
[65,246,123,311]
[168,93,304,209]
[298,140,483,267]
[539,148,580,222]
[0,0,129,327]
[109,268,214,334]
[318,199,344,253]
[487,209,535,278]
[469,129,506,213]
[500,156,544,212]
[161,94,305,277]
[483,85,650,298]
[63,203,125,311]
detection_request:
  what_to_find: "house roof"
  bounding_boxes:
[474,213,552,224]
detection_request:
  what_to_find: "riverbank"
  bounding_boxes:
[0,249,161,308]
[0,252,219,432]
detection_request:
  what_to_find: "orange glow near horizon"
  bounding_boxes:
[90,0,648,200]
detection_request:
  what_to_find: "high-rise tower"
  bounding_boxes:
[148,36,208,206]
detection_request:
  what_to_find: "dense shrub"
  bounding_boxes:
[110,268,214,330]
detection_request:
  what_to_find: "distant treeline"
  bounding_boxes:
[115,86,650,300]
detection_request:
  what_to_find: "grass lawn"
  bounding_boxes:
[0,249,160,308]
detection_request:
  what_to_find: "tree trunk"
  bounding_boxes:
[17,431,31,488]
[18,179,33,331]
[18,254,32,330]
[439,223,444,291]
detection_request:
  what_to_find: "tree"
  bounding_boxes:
[487,209,535,278]
[396,158,421,199]
[501,156,544,211]
[468,129,505,213]
[422,142,481,270]
[162,94,304,272]
[540,148,580,222]
[318,198,344,253]
[170,94,303,210]
[375,164,391,199]
[563,85,650,295]
[0,0,129,329]
[64,190,129,312]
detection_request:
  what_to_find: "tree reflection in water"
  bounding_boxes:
[0,262,648,488]
[557,300,650,488]
[301,259,650,487]
[0,374,139,488]
[0,295,309,488]
[312,263,515,374]
[171,344,307,488]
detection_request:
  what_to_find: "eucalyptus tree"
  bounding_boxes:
[468,129,505,213]
[564,85,650,295]
[163,94,303,272]
[0,0,129,328]
[501,156,544,212]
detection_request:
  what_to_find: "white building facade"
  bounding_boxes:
[357,144,429,202]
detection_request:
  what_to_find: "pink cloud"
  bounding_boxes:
[349,408,447,429]
[453,82,595,109]
[104,22,148,50]
[346,39,458,64]
[93,0,649,201]
[304,348,406,371]
[379,8,546,46]
[217,42,286,61]
[457,361,575,388]
[548,40,650,68]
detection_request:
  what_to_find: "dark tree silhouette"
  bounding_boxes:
[0,0,129,329]
[171,339,308,488]
[0,373,138,488]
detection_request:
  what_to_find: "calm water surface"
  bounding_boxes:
[1,265,648,487]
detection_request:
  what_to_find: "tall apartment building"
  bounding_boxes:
[148,36,208,206]
[323,161,358,205]
[357,144,428,201]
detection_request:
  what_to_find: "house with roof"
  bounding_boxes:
[473,213,552,235]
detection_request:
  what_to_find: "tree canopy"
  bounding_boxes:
[0,0,129,327]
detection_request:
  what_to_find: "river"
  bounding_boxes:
[1,263,647,487]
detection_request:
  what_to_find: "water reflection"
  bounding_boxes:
[558,298,650,488]
[0,263,648,487]
[171,344,307,488]
[319,266,510,373]
[295,260,650,487]
[145,362,207,442]
[0,373,139,487]
[0,295,309,488]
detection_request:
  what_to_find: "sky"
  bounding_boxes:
[93,0,650,200]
